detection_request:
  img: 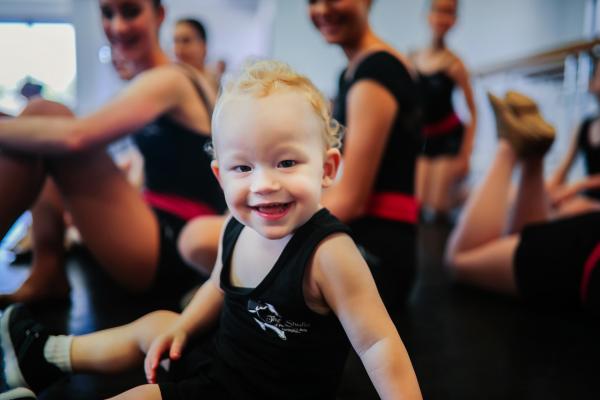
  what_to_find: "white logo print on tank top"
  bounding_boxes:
[247,299,311,340]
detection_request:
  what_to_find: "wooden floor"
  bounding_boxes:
[1,223,599,400]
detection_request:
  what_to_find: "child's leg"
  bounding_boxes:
[72,310,179,373]
[445,140,519,294]
[507,157,551,233]
[1,305,178,393]
[107,384,162,400]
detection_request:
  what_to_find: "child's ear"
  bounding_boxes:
[322,148,341,188]
[211,160,222,185]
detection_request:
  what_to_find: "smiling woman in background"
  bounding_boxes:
[0,0,225,308]
[308,0,421,311]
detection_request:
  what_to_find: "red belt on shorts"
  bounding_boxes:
[580,242,600,305]
[365,192,419,224]
[422,112,461,137]
[143,190,217,221]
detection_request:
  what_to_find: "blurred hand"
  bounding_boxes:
[144,330,188,384]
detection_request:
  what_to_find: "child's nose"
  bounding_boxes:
[250,169,280,194]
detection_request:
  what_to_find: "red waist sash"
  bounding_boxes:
[365,192,419,224]
[422,112,461,137]
[143,190,217,221]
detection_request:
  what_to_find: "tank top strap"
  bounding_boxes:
[220,217,245,272]
[269,209,351,301]
[174,62,214,116]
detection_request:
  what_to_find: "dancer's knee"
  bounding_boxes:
[20,98,74,117]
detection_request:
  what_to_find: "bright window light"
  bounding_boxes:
[0,22,76,115]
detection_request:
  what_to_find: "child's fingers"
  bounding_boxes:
[170,332,187,359]
[145,336,170,383]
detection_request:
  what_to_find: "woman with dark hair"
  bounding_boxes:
[0,0,225,308]
[173,18,224,92]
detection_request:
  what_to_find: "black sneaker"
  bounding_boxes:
[0,304,64,393]
[0,387,37,399]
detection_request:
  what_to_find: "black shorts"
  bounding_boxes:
[160,374,231,400]
[420,123,464,158]
[152,208,207,297]
[514,212,600,311]
[159,336,233,400]
[350,217,417,310]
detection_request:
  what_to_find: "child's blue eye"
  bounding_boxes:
[278,160,296,168]
[233,165,251,173]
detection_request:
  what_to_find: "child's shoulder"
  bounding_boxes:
[309,210,364,276]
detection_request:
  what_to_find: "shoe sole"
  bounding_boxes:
[0,387,36,399]
[1,305,28,390]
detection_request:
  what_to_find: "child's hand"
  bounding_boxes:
[144,330,188,384]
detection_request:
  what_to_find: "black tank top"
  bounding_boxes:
[333,51,421,196]
[213,209,351,399]
[132,66,226,214]
[418,70,457,124]
[577,117,600,200]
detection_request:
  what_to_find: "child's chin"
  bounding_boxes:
[255,225,294,240]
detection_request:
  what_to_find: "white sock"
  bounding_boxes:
[43,335,73,373]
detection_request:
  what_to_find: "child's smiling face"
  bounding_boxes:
[212,90,340,240]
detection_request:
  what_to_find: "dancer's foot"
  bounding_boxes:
[505,90,538,116]
[0,273,70,310]
[504,90,555,151]
[487,92,555,158]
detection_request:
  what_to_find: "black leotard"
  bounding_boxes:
[334,51,420,196]
[417,70,464,157]
[333,51,420,308]
[515,211,600,313]
[131,66,226,294]
[132,66,226,216]
[159,209,352,399]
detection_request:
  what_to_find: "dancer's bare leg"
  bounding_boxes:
[427,156,462,214]
[415,157,430,209]
[178,215,225,275]
[48,148,160,291]
[445,140,519,293]
[0,180,70,307]
[1,98,160,306]
[0,98,160,297]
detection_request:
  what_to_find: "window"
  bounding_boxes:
[0,22,76,115]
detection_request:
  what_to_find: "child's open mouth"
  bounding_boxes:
[251,202,293,220]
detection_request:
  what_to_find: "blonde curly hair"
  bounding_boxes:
[210,60,343,155]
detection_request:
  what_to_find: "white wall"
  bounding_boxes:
[0,0,71,21]
[271,0,588,97]
[0,0,589,116]
[160,0,275,69]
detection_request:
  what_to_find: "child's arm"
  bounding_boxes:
[144,217,229,383]
[313,234,422,400]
